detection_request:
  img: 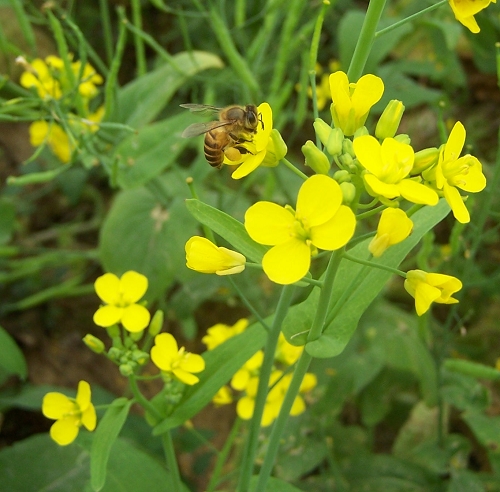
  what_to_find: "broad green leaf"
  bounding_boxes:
[114,113,193,189]
[185,198,268,263]
[249,476,305,492]
[153,322,267,433]
[0,325,27,378]
[116,51,223,128]
[462,411,500,452]
[446,469,484,492]
[91,397,133,491]
[440,370,490,413]
[99,188,197,301]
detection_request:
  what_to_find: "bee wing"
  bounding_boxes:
[180,103,223,115]
[181,120,233,138]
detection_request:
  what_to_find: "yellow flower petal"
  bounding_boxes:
[364,174,400,199]
[50,418,80,446]
[236,396,255,420]
[245,201,295,245]
[120,271,148,304]
[94,273,120,304]
[93,305,123,327]
[444,122,465,162]
[121,304,151,332]
[353,135,383,175]
[310,205,356,251]
[262,238,311,284]
[398,179,439,206]
[231,152,266,179]
[151,333,178,371]
[81,404,97,432]
[179,353,205,374]
[172,369,200,385]
[29,120,50,146]
[76,381,91,411]
[42,393,74,420]
[351,74,385,118]
[443,182,470,223]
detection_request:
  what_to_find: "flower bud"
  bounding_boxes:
[108,347,121,361]
[119,363,135,377]
[302,140,330,174]
[411,147,439,175]
[333,169,351,183]
[393,133,411,145]
[339,153,354,168]
[148,310,164,337]
[342,138,355,158]
[353,126,369,138]
[82,334,105,354]
[130,330,144,342]
[313,119,343,155]
[131,349,149,365]
[375,100,405,139]
[262,129,288,167]
[340,182,356,204]
[106,325,120,339]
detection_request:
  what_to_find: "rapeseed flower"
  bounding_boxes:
[369,208,413,257]
[151,333,205,385]
[423,122,486,224]
[329,71,384,136]
[448,0,496,33]
[353,135,439,206]
[185,236,246,275]
[93,271,151,333]
[42,380,96,446]
[201,318,249,350]
[245,174,356,284]
[404,270,462,316]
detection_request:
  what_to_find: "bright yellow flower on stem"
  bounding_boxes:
[275,332,303,366]
[448,0,496,33]
[245,174,356,284]
[151,333,205,385]
[42,380,96,446]
[93,271,151,333]
[20,58,62,99]
[404,270,462,316]
[29,120,73,163]
[223,103,286,179]
[369,208,413,258]
[72,60,104,98]
[201,318,249,350]
[185,236,246,275]
[231,351,264,391]
[329,71,384,136]
[423,122,486,224]
[212,385,233,406]
[354,135,439,206]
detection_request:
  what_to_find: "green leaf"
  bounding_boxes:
[446,469,485,492]
[462,411,500,452]
[99,189,197,301]
[0,325,27,378]
[185,198,268,263]
[305,200,450,358]
[116,51,223,128]
[114,113,193,189]
[249,476,305,492]
[153,322,267,433]
[91,397,133,491]
[0,199,15,245]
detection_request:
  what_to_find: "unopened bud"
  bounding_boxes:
[148,310,164,337]
[313,119,343,155]
[340,182,356,204]
[119,363,135,377]
[82,334,105,354]
[339,153,354,168]
[353,126,369,139]
[108,347,121,361]
[333,169,351,183]
[131,349,149,365]
[342,138,355,158]
[302,140,330,174]
[411,147,439,175]
[393,134,411,145]
[375,100,405,139]
[130,330,144,342]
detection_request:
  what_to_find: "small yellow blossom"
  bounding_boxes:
[369,208,413,257]
[231,351,264,391]
[212,385,233,406]
[93,271,151,333]
[29,120,73,163]
[354,135,439,206]
[245,174,356,284]
[151,333,205,385]
[42,380,96,446]
[448,0,496,33]
[275,333,303,366]
[329,71,384,136]
[201,318,249,350]
[423,121,486,224]
[185,236,246,276]
[404,269,462,316]
[20,58,62,99]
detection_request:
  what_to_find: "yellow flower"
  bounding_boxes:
[29,120,73,163]
[448,0,496,33]
[151,333,205,385]
[93,271,151,333]
[423,121,486,224]
[201,318,249,350]
[212,385,233,406]
[42,380,96,446]
[20,58,62,99]
[275,333,303,366]
[72,60,104,98]
[185,236,246,275]
[231,351,264,391]
[369,208,413,258]
[329,71,384,136]
[245,174,356,284]
[404,269,462,316]
[354,135,439,206]
[223,103,286,179]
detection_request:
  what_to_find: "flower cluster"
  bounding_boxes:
[202,319,316,426]
[18,55,104,163]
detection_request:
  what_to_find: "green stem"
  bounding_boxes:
[281,158,308,180]
[99,0,113,65]
[347,0,387,81]
[237,285,295,492]
[130,0,147,76]
[342,252,406,277]
[355,204,386,220]
[255,250,343,490]
[375,0,447,38]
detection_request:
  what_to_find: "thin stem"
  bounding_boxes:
[281,158,308,180]
[237,285,295,492]
[356,204,386,220]
[375,0,448,38]
[347,0,387,81]
[130,0,147,76]
[161,431,183,492]
[342,252,406,278]
[99,0,113,65]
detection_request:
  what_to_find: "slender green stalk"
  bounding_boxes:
[281,158,308,180]
[130,0,147,76]
[99,0,113,65]
[342,252,406,277]
[347,0,387,81]
[375,0,447,38]
[255,250,343,490]
[10,0,36,55]
[355,204,386,220]
[237,285,295,492]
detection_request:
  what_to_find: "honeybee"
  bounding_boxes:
[180,104,262,168]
